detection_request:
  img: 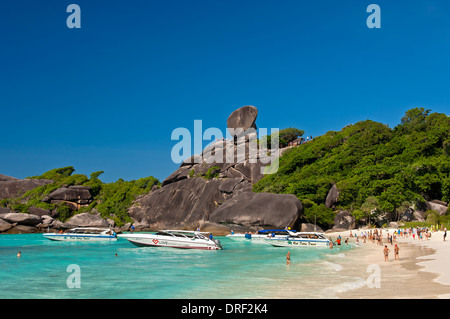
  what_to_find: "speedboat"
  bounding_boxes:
[43,227,118,241]
[266,232,331,247]
[119,230,223,250]
[226,229,297,241]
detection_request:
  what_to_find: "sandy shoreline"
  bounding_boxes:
[324,228,450,299]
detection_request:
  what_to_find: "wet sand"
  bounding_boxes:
[326,229,450,299]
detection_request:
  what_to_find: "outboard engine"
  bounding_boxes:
[214,239,223,250]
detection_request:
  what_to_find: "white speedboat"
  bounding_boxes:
[266,232,331,247]
[226,229,296,241]
[120,230,223,250]
[43,227,118,242]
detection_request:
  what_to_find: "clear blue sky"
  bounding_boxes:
[1,0,449,183]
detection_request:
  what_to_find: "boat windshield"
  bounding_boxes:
[258,230,288,236]
[68,228,107,234]
[292,233,327,239]
[156,231,204,239]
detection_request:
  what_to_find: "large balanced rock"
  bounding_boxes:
[162,105,276,188]
[227,105,258,139]
[127,105,297,233]
[0,178,53,200]
[209,192,303,229]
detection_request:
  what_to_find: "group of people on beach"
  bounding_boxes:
[330,229,404,262]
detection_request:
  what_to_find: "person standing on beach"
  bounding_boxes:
[394,244,399,261]
[286,251,291,265]
[383,245,390,262]
[444,228,447,241]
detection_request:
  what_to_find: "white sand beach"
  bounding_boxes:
[324,228,450,299]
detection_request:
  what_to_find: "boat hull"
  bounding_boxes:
[266,238,330,247]
[122,234,221,250]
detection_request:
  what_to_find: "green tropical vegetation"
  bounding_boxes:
[0,166,159,226]
[253,108,450,229]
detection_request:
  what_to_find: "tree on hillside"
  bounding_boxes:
[360,196,380,226]
[278,127,305,147]
[261,127,305,149]
[401,107,431,125]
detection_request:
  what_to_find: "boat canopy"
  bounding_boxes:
[68,228,112,234]
[156,230,213,239]
[257,229,296,234]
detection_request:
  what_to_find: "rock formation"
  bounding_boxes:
[331,211,356,231]
[209,192,302,229]
[325,184,339,208]
[65,212,110,227]
[128,105,304,234]
[0,176,53,200]
[227,105,258,139]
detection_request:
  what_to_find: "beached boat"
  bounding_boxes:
[226,229,296,241]
[120,230,223,250]
[266,232,331,247]
[43,227,118,242]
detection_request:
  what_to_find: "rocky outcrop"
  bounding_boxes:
[162,105,273,189]
[331,211,355,231]
[0,212,44,234]
[426,200,448,216]
[0,174,18,182]
[301,223,324,232]
[65,212,110,227]
[209,192,302,229]
[44,185,92,204]
[127,105,303,232]
[0,218,12,232]
[0,212,42,226]
[6,225,39,234]
[162,142,272,188]
[28,207,52,217]
[0,178,53,200]
[129,177,248,230]
[227,105,258,138]
[325,184,339,208]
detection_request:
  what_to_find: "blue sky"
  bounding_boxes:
[1,0,449,183]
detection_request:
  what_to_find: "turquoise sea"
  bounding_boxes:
[0,234,363,299]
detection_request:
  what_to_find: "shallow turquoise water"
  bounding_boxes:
[0,233,358,299]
